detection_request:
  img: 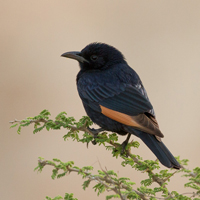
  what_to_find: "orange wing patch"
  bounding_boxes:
[100,105,140,127]
[100,105,164,138]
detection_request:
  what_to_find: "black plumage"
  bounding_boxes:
[61,42,181,169]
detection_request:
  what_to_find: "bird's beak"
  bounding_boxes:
[61,51,89,63]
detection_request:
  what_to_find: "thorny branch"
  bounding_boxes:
[9,118,96,136]
[38,159,146,200]
[10,117,200,199]
[38,159,200,200]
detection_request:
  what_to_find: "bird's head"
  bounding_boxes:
[61,43,126,71]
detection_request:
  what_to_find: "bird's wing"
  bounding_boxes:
[79,83,163,137]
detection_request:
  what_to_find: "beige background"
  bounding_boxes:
[1,1,200,199]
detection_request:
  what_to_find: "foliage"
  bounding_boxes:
[10,110,200,200]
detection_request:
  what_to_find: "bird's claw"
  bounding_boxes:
[120,140,128,155]
[91,140,97,145]
[87,127,104,146]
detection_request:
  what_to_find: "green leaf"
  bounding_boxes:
[51,169,58,180]
[57,172,67,179]
[10,123,18,128]
[45,195,63,200]
[141,178,152,186]
[93,183,106,196]
[53,158,61,162]
[17,125,21,134]
[118,177,130,182]
[64,193,78,200]
[33,125,45,134]
[40,109,51,117]
[106,194,120,200]
[138,186,155,196]
[106,170,117,177]
[56,111,67,120]
[82,180,91,190]
[45,196,52,200]
[82,166,93,171]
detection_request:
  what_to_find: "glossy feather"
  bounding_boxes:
[63,42,181,169]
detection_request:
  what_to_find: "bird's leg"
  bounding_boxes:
[121,133,131,155]
[87,127,104,145]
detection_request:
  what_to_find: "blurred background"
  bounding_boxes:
[1,0,200,199]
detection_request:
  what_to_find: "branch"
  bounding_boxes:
[38,159,147,200]
[9,118,48,124]
[10,110,200,199]
[10,117,172,196]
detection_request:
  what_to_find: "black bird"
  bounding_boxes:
[61,43,181,169]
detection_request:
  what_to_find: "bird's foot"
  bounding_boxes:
[113,141,129,157]
[87,127,104,145]
[120,140,129,155]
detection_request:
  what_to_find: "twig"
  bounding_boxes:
[38,159,147,200]
[9,118,48,124]
[10,118,182,198]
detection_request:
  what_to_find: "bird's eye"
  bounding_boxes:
[90,55,98,61]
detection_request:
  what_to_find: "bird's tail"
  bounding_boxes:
[125,128,181,169]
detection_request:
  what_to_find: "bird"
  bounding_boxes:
[61,42,181,169]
